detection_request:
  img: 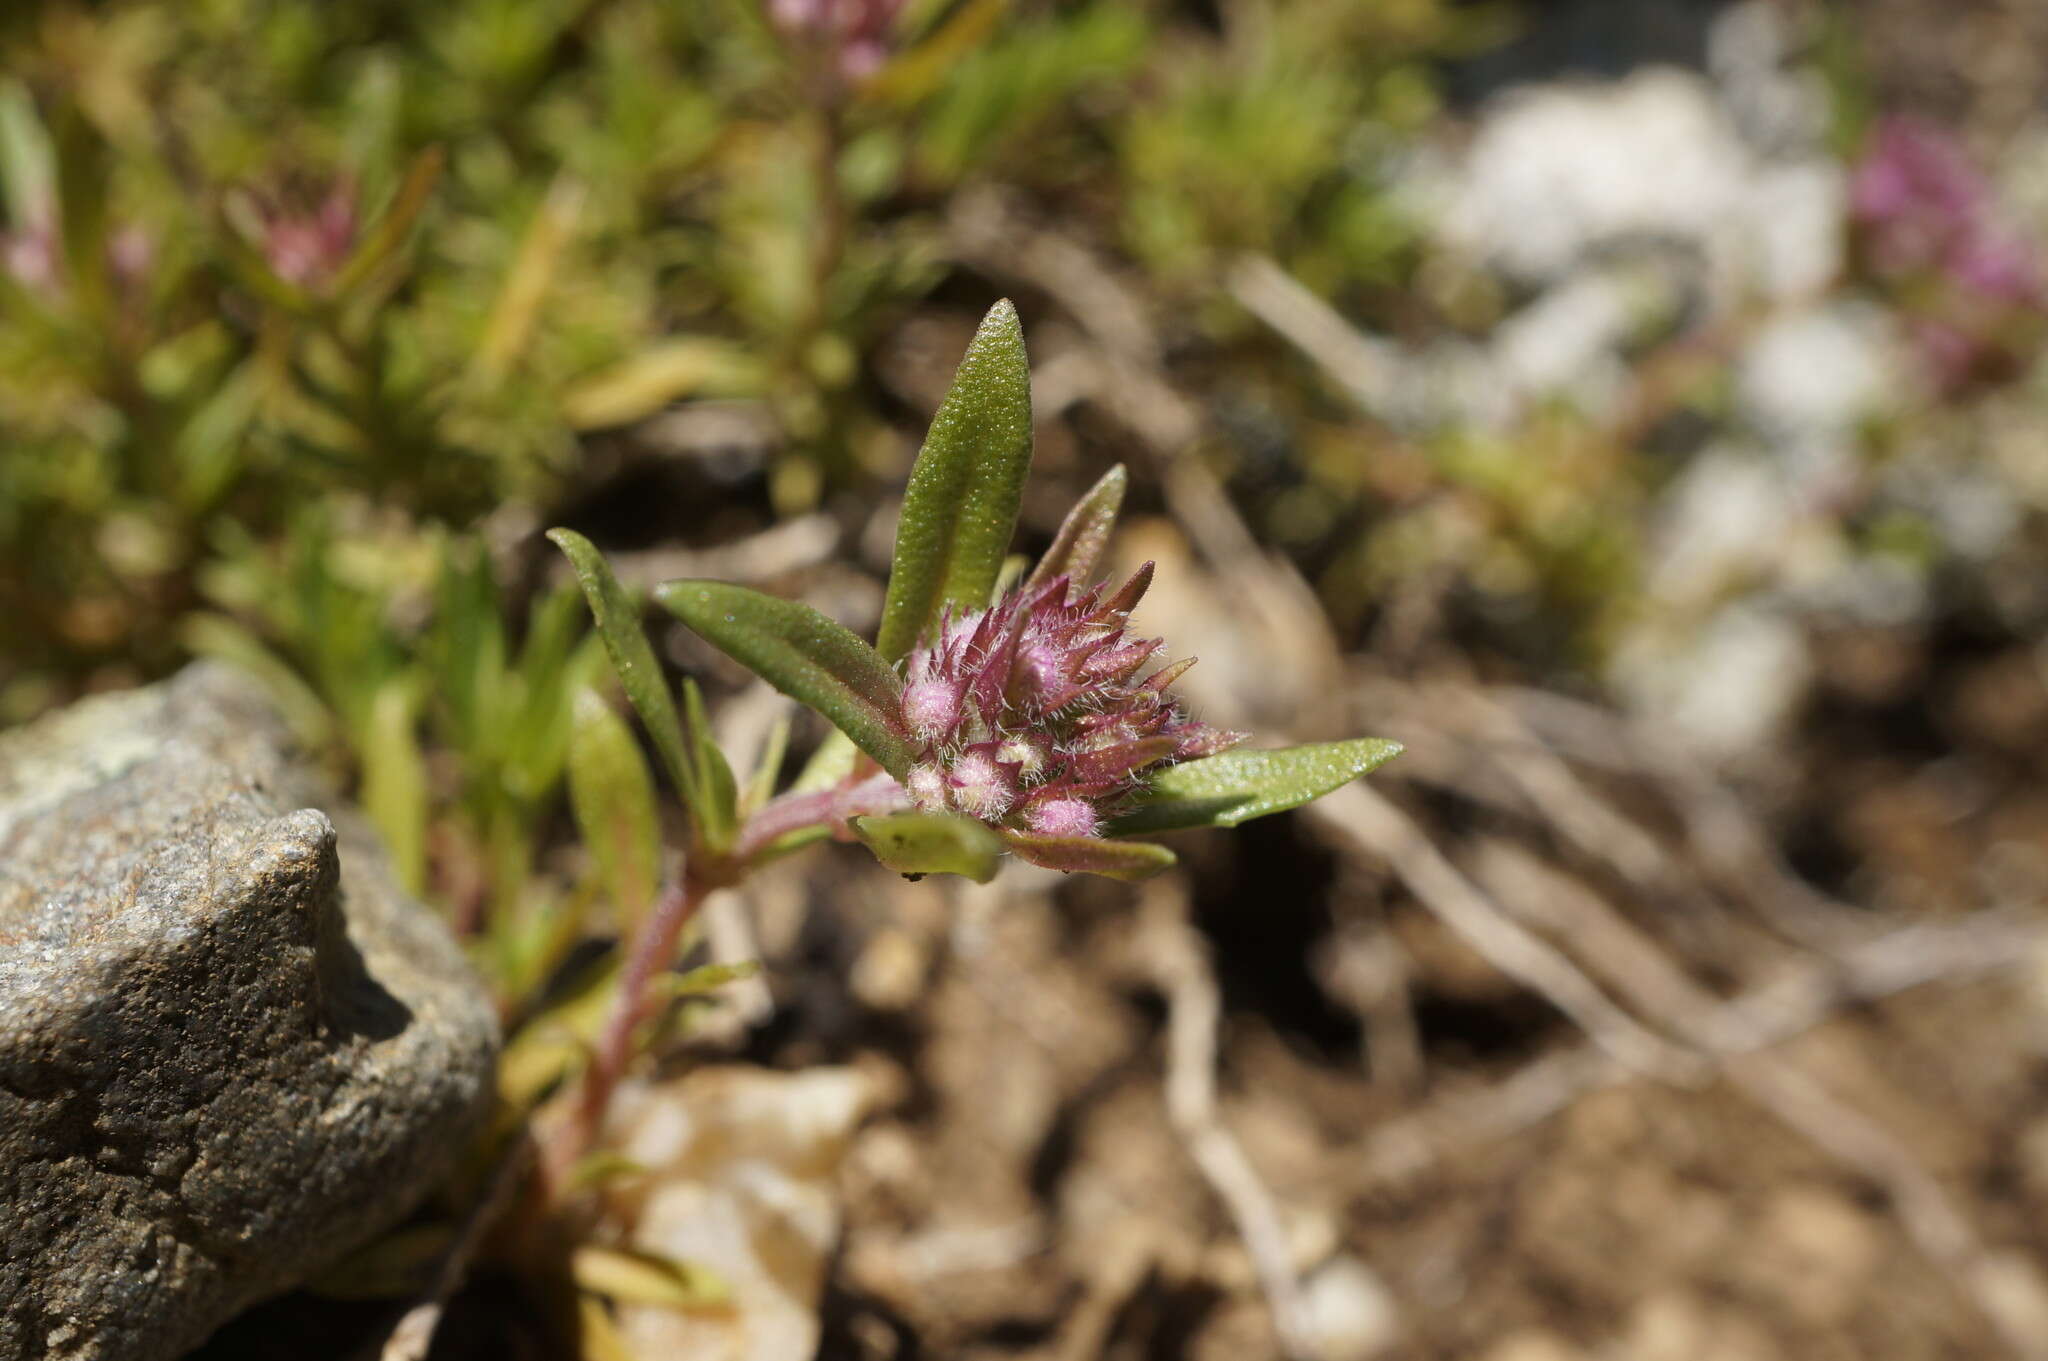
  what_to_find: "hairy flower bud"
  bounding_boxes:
[894,563,1241,842]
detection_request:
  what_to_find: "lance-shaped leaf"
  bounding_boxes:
[657,579,917,780]
[567,687,661,930]
[1107,737,1405,836]
[1001,830,1177,881]
[875,299,1034,660]
[547,528,697,808]
[1026,463,1127,594]
[852,811,1006,884]
[681,676,740,853]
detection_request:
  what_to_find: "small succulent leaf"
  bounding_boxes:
[1000,830,1177,881]
[657,579,916,779]
[566,687,662,930]
[852,811,1006,884]
[572,1245,731,1311]
[876,299,1034,660]
[1026,463,1127,593]
[547,527,699,807]
[681,676,740,853]
[1107,737,1405,835]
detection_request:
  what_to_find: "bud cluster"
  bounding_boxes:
[897,566,1242,838]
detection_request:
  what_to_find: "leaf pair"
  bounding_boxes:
[549,527,739,859]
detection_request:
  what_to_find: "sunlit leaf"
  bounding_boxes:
[1001,830,1175,880]
[360,674,428,895]
[875,299,1034,660]
[547,528,698,810]
[566,1151,650,1193]
[656,579,915,780]
[1025,463,1126,592]
[568,687,662,930]
[1107,738,1404,835]
[562,338,765,430]
[577,1292,640,1361]
[572,1245,731,1311]
[852,811,1005,883]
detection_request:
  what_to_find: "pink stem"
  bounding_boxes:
[733,772,907,861]
[558,873,706,1173]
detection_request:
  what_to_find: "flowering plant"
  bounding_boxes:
[538,301,1399,1166]
[552,300,1399,892]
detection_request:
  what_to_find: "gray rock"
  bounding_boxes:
[0,665,499,1361]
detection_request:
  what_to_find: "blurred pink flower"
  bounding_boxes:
[1849,115,2045,389]
[258,179,359,291]
[769,0,905,80]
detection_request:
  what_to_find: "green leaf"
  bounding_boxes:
[659,959,763,997]
[1026,464,1126,593]
[547,528,698,809]
[1001,830,1176,881]
[331,145,443,296]
[567,687,662,930]
[743,713,792,815]
[656,579,916,780]
[571,1245,730,1311]
[681,677,740,853]
[1107,738,1405,836]
[360,675,428,895]
[852,811,1006,883]
[875,299,1035,660]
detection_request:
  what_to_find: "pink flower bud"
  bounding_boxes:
[947,749,1016,820]
[1026,797,1099,839]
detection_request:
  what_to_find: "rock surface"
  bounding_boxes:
[0,665,498,1361]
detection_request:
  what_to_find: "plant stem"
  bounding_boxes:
[733,771,907,861]
[553,871,707,1179]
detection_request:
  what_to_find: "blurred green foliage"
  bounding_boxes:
[0,0,1491,978]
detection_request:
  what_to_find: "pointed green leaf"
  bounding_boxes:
[567,687,662,930]
[1001,830,1176,881]
[744,713,792,815]
[1026,464,1127,593]
[681,677,740,853]
[547,528,698,808]
[1107,738,1405,836]
[657,579,916,779]
[852,811,1006,883]
[876,299,1035,660]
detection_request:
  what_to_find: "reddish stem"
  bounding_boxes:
[554,872,707,1179]
[733,771,907,861]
